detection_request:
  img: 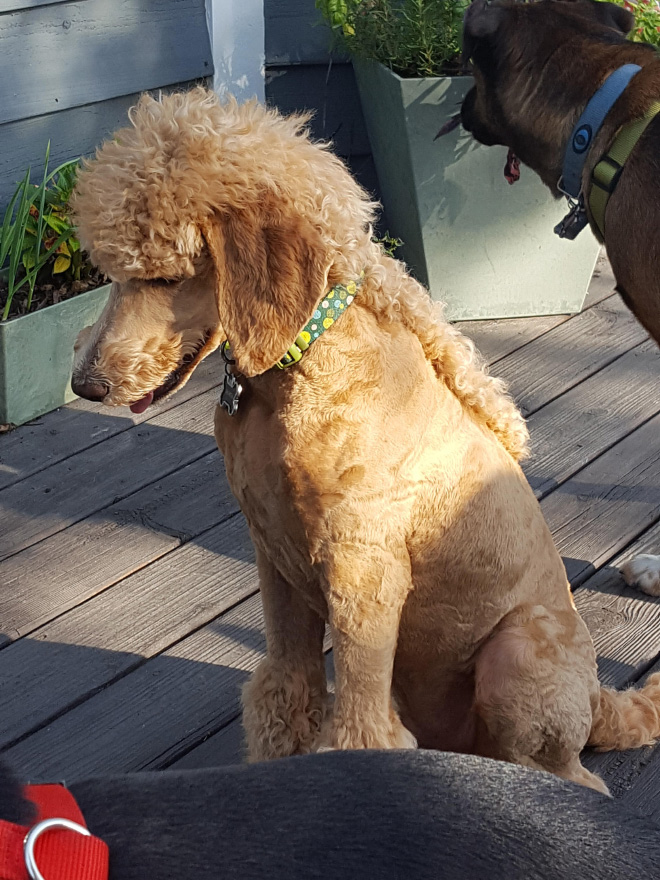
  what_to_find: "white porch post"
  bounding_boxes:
[206,0,265,102]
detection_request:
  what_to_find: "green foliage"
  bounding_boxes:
[316,0,469,77]
[318,0,660,77]
[618,0,660,46]
[0,143,86,321]
[374,231,404,256]
[593,0,660,45]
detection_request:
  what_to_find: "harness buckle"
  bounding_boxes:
[592,155,624,195]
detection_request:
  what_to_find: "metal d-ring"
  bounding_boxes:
[221,341,236,365]
[24,818,91,880]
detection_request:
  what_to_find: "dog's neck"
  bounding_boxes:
[219,276,363,417]
[555,63,660,241]
[559,64,642,201]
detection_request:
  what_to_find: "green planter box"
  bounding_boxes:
[353,59,601,320]
[0,282,111,426]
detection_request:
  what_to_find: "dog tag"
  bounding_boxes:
[220,368,242,416]
[554,198,589,240]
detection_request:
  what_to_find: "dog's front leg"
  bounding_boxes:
[242,547,328,762]
[325,544,417,751]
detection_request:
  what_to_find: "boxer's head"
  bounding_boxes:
[460,0,636,190]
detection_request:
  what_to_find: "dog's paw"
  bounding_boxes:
[241,660,327,761]
[620,555,660,597]
[328,717,417,751]
[312,712,335,753]
[395,725,418,750]
[388,704,417,750]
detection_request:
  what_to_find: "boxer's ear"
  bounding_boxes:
[463,0,506,66]
[588,0,635,34]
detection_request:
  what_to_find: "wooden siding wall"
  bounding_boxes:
[0,0,213,212]
[264,0,380,205]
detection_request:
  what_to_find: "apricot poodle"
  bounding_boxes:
[71,87,660,793]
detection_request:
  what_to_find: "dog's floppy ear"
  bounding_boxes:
[202,209,332,377]
[556,0,635,33]
[463,0,506,65]
[587,0,635,34]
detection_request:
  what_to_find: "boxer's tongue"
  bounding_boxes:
[130,391,154,414]
[504,149,521,185]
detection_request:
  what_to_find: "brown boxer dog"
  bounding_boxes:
[459,0,660,598]
[460,0,660,343]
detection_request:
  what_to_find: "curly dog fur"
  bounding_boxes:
[72,87,660,791]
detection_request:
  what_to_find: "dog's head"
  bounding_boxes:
[71,88,375,410]
[460,0,636,190]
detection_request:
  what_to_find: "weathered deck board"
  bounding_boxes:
[0,350,224,491]
[0,387,219,560]
[4,593,265,780]
[525,339,660,498]
[456,312,569,365]
[568,516,660,692]
[495,293,647,416]
[0,513,254,750]
[0,451,235,644]
[541,412,660,587]
[620,714,660,818]
[171,718,247,769]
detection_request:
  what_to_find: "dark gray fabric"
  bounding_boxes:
[2,751,657,879]
[72,751,658,879]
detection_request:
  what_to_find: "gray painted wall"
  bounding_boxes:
[264,0,380,204]
[0,0,212,212]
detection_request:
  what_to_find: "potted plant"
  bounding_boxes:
[615,0,660,44]
[0,145,111,427]
[316,0,602,320]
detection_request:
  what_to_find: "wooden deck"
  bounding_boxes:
[2,252,660,815]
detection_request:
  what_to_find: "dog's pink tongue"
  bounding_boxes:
[129,391,154,414]
[504,149,521,185]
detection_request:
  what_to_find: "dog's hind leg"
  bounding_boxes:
[242,548,328,762]
[474,604,609,794]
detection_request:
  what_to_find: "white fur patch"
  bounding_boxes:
[620,554,660,597]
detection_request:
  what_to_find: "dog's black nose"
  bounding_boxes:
[71,377,109,402]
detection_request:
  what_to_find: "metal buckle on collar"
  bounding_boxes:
[554,191,589,240]
[24,818,91,880]
[219,341,243,416]
[556,176,576,201]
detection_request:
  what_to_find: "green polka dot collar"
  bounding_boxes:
[275,275,362,369]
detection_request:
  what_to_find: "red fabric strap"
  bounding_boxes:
[0,784,108,880]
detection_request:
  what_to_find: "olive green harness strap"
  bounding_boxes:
[589,100,660,238]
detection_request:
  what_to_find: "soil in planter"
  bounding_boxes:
[0,268,108,321]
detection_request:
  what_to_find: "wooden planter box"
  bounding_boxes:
[353,59,601,320]
[0,282,111,426]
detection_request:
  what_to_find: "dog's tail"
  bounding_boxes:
[589,674,660,750]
